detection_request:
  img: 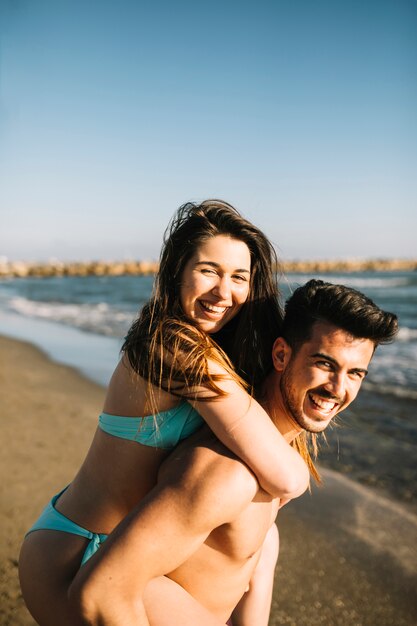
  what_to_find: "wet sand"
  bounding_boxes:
[1,335,416,626]
[273,472,417,625]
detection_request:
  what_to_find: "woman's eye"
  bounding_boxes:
[201,268,216,275]
[233,274,247,282]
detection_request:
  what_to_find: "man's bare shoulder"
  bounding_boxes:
[158,426,261,526]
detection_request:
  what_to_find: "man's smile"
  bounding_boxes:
[306,389,344,418]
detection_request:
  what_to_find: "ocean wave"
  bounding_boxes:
[7,297,134,338]
[363,381,417,401]
[397,327,417,342]
[370,346,417,392]
[286,274,411,289]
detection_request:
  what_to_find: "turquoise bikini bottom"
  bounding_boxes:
[26,488,108,566]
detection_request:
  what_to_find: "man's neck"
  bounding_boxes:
[259,370,303,444]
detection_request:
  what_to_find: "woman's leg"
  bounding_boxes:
[19,530,88,626]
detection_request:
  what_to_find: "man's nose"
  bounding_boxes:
[325,372,346,399]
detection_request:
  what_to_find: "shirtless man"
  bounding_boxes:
[72,279,398,626]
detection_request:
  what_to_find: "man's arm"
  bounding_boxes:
[230,523,279,626]
[143,576,227,626]
[68,441,259,626]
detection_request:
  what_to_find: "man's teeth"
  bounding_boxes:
[201,301,227,313]
[309,393,337,412]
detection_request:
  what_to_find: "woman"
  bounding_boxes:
[19,200,310,625]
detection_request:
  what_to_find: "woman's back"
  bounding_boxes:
[55,358,191,533]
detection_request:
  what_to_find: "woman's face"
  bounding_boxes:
[180,235,251,334]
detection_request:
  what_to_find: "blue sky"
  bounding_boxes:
[1,0,416,261]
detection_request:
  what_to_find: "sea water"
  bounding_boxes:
[0,271,416,507]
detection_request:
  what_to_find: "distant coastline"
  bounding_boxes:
[0,258,416,279]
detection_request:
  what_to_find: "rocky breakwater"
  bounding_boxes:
[0,260,160,278]
[282,258,417,273]
[0,258,416,279]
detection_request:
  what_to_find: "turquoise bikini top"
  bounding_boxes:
[98,401,204,450]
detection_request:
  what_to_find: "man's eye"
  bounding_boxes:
[317,361,332,369]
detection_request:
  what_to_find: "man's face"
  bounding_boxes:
[278,321,374,433]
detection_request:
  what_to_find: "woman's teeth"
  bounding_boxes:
[200,301,227,314]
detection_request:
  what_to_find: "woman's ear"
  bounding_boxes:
[272,337,291,371]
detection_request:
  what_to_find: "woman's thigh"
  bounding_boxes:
[19,530,88,626]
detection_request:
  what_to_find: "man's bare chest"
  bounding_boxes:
[205,489,279,561]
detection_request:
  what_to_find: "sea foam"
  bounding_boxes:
[8,296,133,338]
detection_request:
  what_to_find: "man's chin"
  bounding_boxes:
[304,423,330,434]
[294,413,333,434]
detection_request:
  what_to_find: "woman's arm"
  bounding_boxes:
[190,362,309,500]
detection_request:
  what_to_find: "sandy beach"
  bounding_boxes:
[1,335,416,626]
[0,335,104,626]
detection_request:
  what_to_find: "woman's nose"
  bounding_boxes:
[212,276,232,300]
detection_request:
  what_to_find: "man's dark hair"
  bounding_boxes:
[282,279,398,350]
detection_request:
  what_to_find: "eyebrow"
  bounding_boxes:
[194,261,251,273]
[311,352,369,376]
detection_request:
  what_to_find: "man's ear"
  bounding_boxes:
[272,337,292,372]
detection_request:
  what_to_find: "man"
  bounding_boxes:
[76,279,398,626]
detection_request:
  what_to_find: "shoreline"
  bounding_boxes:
[1,258,416,278]
[1,334,416,625]
[0,308,120,387]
